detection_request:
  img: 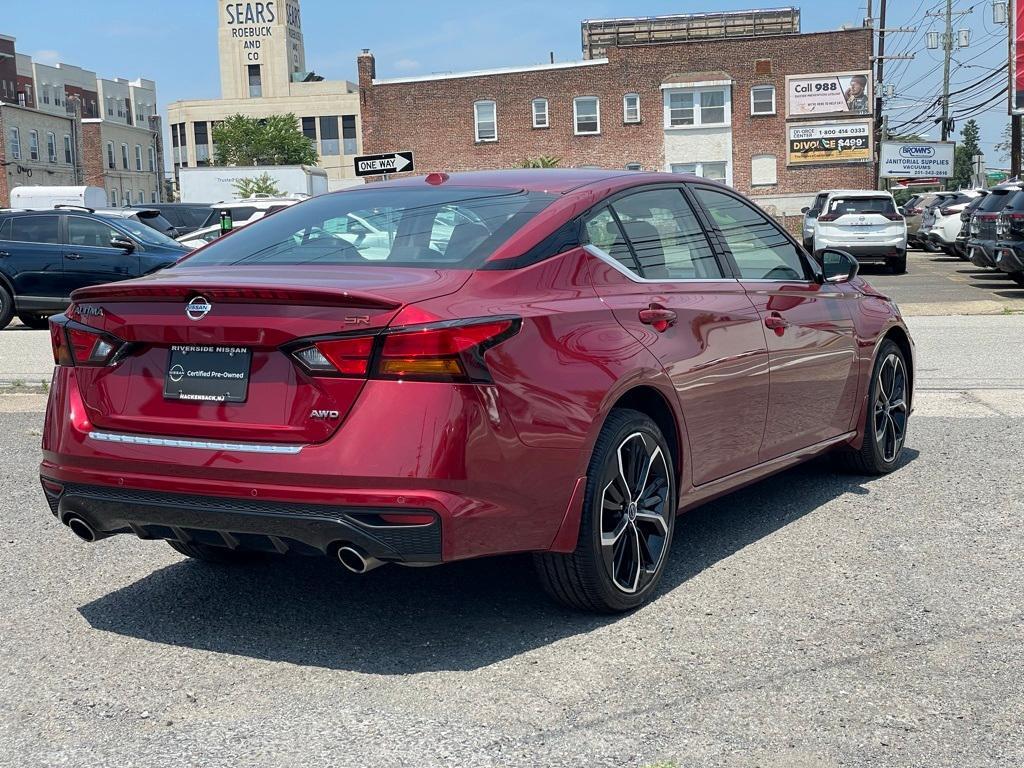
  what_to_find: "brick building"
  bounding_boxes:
[358,9,874,218]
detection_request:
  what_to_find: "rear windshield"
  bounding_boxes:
[1002,190,1024,211]
[179,187,557,269]
[964,195,989,212]
[826,196,897,216]
[976,190,1017,213]
[134,211,176,234]
[157,207,217,229]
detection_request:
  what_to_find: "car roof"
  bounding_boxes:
[825,189,894,199]
[359,168,683,195]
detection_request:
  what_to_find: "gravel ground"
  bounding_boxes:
[0,321,1021,767]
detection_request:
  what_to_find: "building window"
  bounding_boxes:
[29,130,39,161]
[110,189,118,207]
[751,154,778,186]
[121,143,129,169]
[319,116,339,155]
[342,115,357,155]
[46,133,57,162]
[8,127,20,160]
[751,85,776,116]
[625,162,642,171]
[135,144,143,171]
[248,64,262,98]
[194,122,209,163]
[301,116,317,141]
[137,191,145,205]
[41,86,50,105]
[664,87,730,128]
[63,134,73,164]
[106,98,114,117]
[623,93,640,123]
[106,141,115,169]
[151,191,157,204]
[574,96,600,135]
[532,98,548,129]
[474,100,497,142]
[148,145,156,172]
[670,161,729,182]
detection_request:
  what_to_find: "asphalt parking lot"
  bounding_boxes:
[1,304,1022,766]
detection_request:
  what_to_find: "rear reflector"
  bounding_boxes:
[288,317,520,383]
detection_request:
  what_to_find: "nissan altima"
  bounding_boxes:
[40,169,914,612]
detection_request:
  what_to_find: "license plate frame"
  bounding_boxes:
[163,345,252,404]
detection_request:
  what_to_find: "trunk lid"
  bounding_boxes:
[68,265,472,444]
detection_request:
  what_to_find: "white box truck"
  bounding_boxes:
[9,186,108,210]
[177,166,333,202]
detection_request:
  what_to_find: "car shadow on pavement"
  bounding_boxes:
[78,451,918,673]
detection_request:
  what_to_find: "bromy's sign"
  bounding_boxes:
[880,141,955,178]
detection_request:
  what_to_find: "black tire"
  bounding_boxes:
[888,254,908,274]
[0,286,13,331]
[167,540,264,564]
[1009,272,1024,286]
[534,408,676,613]
[839,339,910,475]
[16,313,51,330]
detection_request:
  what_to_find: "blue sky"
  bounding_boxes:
[4,0,1012,161]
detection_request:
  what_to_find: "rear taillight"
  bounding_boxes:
[289,317,520,383]
[884,212,905,221]
[49,315,124,367]
[939,207,957,216]
[817,214,838,222]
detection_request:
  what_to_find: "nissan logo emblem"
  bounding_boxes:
[186,296,212,321]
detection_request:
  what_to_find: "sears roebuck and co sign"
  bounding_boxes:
[879,142,955,178]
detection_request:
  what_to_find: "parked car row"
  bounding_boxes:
[966,183,1024,286]
[802,189,908,273]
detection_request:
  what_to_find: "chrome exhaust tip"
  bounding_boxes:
[336,545,384,574]
[65,516,98,543]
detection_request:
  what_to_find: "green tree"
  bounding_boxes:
[950,119,981,189]
[212,113,318,166]
[994,122,1012,161]
[232,172,282,198]
[519,155,561,168]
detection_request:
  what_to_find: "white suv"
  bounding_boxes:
[918,190,984,254]
[810,190,908,273]
[211,195,304,226]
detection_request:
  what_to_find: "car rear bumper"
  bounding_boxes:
[994,243,1024,273]
[40,368,587,562]
[818,243,905,263]
[968,240,998,268]
[42,480,444,562]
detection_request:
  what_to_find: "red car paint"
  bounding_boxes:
[40,169,913,567]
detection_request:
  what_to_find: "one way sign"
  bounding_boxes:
[354,151,415,177]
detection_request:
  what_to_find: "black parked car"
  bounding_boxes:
[128,203,218,237]
[0,209,188,329]
[967,184,1022,270]
[993,189,1024,286]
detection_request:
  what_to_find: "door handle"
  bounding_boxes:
[65,252,82,260]
[0,251,8,257]
[764,313,789,335]
[638,305,677,332]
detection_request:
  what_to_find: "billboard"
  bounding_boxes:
[879,142,955,178]
[787,121,872,165]
[1014,0,1024,113]
[786,71,873,118]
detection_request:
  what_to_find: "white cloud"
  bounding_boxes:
[32,49,61,66]
[393,58,421,73]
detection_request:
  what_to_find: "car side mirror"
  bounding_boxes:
[820,248,859,283]
[800,206,810,214]
[898,206,906,216]
[110,234,135,251]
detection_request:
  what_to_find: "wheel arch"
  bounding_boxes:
[608,384,685,491]
[881,325,914,409]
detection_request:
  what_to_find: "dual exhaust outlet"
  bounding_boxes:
[63,516,386,575]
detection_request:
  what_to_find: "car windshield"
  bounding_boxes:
[179,187,557,269]
[827,196,897,216]
[106,216,184,248]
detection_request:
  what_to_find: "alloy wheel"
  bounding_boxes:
[873,353,908,463]
[599,432,672,594]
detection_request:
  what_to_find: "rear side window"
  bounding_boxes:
[827,196,897,216]
[1001,191,1024,211]
[180,188,556,269]
[977,191,1016,213]
[221,206,259,222]
[0,217,10,240]
[11,215,60,244]
[584,208,639,273]
[609,188,722,279]
[695,188,807,281]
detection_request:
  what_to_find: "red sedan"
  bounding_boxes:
[40,170,913,612]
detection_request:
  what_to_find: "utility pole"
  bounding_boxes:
[874,0,887,189]
[940,0,953,141]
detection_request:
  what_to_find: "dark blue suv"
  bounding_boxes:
[0,208,188,329]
